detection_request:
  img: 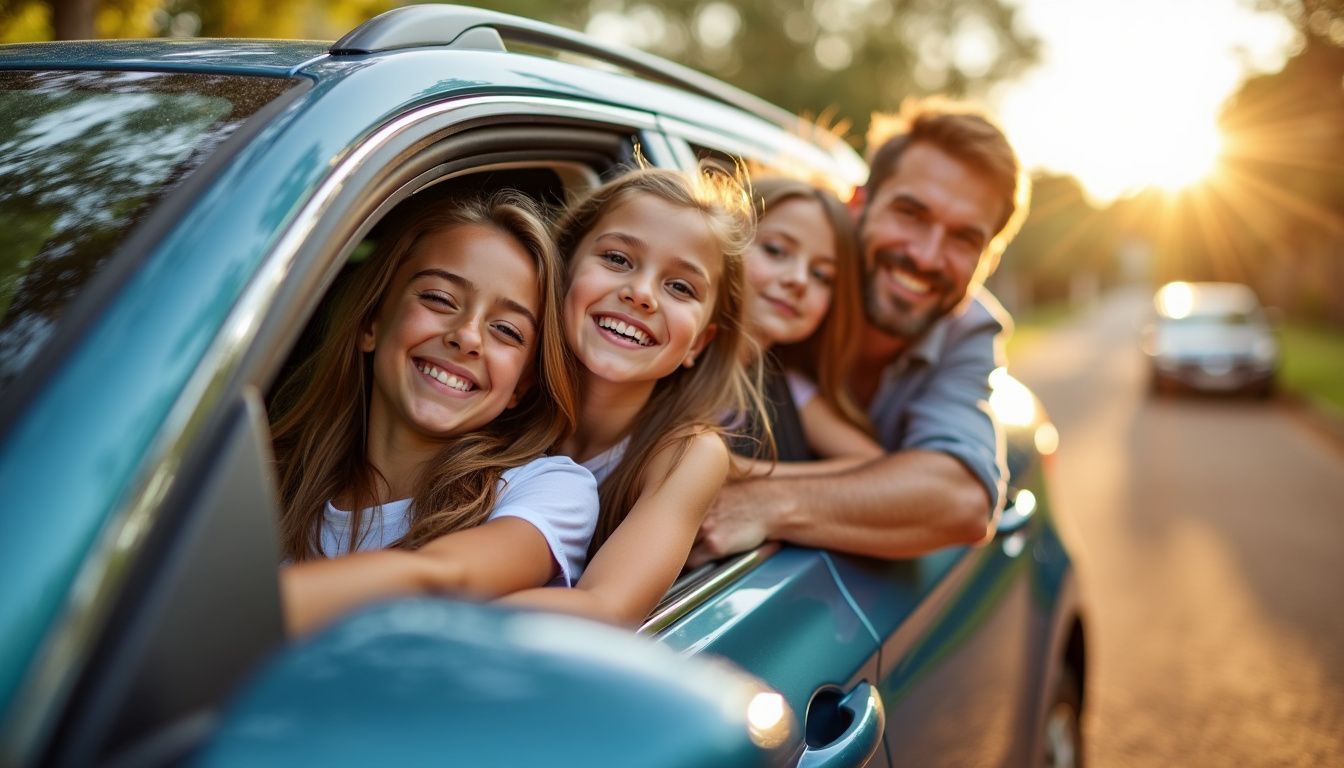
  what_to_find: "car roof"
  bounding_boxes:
[1154,281,1261,318]
[0,39,329,77]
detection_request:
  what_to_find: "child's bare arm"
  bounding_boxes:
[728,397,883,479]
[281,517,554,636]
[798,396,883,460]
[504,431,728,627]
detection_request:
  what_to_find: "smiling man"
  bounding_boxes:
[692,97,1030,563]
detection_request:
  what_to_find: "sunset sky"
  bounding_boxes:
[993,0,1300,204]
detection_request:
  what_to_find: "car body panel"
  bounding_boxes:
[657,548,880,710]
[197,599,792,768]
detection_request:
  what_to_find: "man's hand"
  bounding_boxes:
[688,479,781,568]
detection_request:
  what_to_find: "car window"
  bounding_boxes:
[0,70,297,395]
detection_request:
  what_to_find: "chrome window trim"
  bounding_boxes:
[7,92,657,764]
[639,542,781,637]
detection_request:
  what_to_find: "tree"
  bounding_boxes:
[1207,1,1344,322]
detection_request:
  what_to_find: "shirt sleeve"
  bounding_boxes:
[898,298,1009,517]
[489,456,600,586]
[784,369,818,408]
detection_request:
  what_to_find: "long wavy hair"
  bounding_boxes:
[755,177,871,433]
[554,167,765,557]
[271,191,577,561]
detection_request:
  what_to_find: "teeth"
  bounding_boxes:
[597,316,652,346]
[417,362,472,391]
[890,268,931,294]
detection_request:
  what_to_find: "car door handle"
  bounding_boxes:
[797,681,885,768]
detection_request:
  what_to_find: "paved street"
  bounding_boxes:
[1011,287,1344,767]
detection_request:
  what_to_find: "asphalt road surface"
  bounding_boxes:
[1010,286,1344,767]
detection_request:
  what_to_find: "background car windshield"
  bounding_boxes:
[0,69,295,394]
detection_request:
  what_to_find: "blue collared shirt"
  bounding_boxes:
[867,287,1011,516]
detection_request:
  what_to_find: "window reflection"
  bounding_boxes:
[0,70,296,393]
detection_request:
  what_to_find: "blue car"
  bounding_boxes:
[0,6,1086,767]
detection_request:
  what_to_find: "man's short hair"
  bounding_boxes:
[865,97,1030,273]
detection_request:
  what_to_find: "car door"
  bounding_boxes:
[825,517,1040,767]
[648,545,887,767]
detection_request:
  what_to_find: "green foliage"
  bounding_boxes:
[1279,322,1344,415]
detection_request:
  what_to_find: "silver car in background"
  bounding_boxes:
[1144,281,1279,397]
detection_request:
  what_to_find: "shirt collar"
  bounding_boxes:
[902,310,952,367]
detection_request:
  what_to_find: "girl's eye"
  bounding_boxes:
[667,279,697,299]
[810,268,835,287]
[492,322,526,345]
[419,290,457,309]
[761,241,788,259]
[600,250,632,268]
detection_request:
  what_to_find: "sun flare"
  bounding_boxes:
[995,0,1295,205]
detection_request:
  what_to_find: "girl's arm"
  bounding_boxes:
[730,397,884,479]
[280,517,554,636]
[797,395,884,460]
[503,431,729,627]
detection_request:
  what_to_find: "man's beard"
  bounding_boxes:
[863,249,963,341]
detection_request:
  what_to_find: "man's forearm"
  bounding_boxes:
[758,449,995,558]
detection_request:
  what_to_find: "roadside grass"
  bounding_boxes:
[1279,323,1344,417]
[1007,301,1075,361]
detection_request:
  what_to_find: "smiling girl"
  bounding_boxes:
[505,168,760,626]
[735,177,881,466]
[271,192,597,636]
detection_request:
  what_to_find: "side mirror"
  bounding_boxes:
[196,599,797,766]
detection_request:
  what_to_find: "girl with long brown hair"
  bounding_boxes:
[505,167,762,627]
[272,192,598,635]
[734,177,882,467]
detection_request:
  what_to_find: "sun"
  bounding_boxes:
[1145,122,1223,194]
[1007,111,1226,204]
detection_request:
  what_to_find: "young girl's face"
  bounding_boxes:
[564,193,722,384]
[362,224,540,444]
[744,197,836,347]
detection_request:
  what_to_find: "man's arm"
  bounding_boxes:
[692,294,1009,565]
[689,448,992,566]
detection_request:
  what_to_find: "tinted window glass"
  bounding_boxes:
[0,69,296,392]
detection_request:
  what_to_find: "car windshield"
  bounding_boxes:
[0,69,296,394]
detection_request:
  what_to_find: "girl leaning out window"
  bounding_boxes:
[271,192,598,636]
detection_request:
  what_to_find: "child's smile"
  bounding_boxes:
[364,224,539,451]
[564,195,722,385]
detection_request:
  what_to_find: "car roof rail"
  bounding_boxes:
[330,3,800,130]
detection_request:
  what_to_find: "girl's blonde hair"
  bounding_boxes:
[755,177,871,433]
[271,191,577,561]
[554,167,765,557]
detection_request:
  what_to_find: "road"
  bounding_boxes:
[1010,286,1344,767]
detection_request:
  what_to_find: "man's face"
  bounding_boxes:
[860,142,1003,341]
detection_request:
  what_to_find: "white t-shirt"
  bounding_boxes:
[320,455,599,586]
[579,436,630,486]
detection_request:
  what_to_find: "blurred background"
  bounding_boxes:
[4,0,1341,764]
